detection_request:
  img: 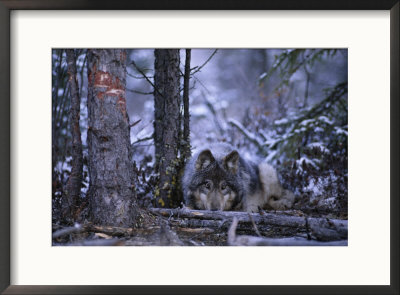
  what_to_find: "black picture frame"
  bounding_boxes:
[1,1,399,294]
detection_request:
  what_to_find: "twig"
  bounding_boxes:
[129,119,142,128]
[195,76,211,94]
[191,49,218,75]
[126,70,154,80]
[127,88,153,95]
[131,136,153,146]
[130,60,163,97]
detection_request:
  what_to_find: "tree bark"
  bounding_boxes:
[64,49,83,220]
[153,49,181,207]
[182,49,191,161]
[52,50,63,175]
[87,49,137,227]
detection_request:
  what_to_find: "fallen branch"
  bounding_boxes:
[228,218,347,246]
[53,223,214,241]
[149,207,347,241]
[52,224,83,239]
[58,238,124,246]
[169,217,276,235]
[52,208,347,246]
[86,224,159,237]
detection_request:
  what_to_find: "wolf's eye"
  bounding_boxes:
[205,182,211,189]
[221,183,227,190]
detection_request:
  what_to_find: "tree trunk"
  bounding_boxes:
[64,49,83,221]
[52,50,63,176]
[87,49,136,227]
[153,49,181,207]
[182,49,191,161]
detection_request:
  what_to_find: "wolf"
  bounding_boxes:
[182,143,295,212]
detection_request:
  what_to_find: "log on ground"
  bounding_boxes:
[149,207,348,241]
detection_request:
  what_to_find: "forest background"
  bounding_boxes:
[52,49,348,246]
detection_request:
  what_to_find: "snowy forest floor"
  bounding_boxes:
[52,207,348,246]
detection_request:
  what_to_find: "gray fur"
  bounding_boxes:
[182,143,260,210]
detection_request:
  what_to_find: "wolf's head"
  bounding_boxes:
[187,148,242,211]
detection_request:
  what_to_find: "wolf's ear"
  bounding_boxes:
[195,149,215,171]
[223,150,239,174]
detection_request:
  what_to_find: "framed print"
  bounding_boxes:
[1,1,399,294]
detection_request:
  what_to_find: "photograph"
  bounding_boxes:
[51,48,348,246]
[2,1,397,293]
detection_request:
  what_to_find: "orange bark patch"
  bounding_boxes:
[93,71,125,107]
[117,96,128,119]
[94,71,113,88]
[91,70,128,118]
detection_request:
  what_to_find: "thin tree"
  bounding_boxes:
[153,49,181,207]
[182,49,192,161]
[52,50,71,193]
[64,49,83,221]
[87,49,137,226]
[52,49,63,175]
